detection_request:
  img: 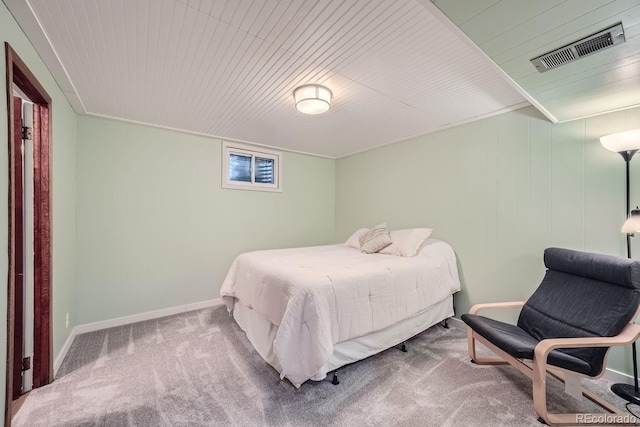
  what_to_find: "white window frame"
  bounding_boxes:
[222,141,282,192]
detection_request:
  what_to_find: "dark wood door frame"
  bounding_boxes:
[5,42,52,426]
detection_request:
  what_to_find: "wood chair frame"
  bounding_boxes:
[467,301,640,426]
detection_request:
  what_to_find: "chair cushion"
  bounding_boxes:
[516,248,640,377]
[544,247,640,289]
[519,270,639,339]
[461,314,593,375]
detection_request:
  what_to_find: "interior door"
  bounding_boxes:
[11,96,24,400]
[11,96,35,398]
[22,100,34,394]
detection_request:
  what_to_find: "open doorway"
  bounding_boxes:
[5,43,52,426]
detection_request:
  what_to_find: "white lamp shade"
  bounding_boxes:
[622,210,640,233]
[600,129,640,153]
[294,84,332,114]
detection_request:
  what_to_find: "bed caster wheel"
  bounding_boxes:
[400,343,407,352]
[537,417,547,425]
[470,359,477,364]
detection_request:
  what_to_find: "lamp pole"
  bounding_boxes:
[604,138,640,404]
[624,152,634,258]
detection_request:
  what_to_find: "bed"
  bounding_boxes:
[220,237,460,388]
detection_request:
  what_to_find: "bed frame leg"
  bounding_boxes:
[441,319,449,329]
[394,342,408,352]
[331,371,340,385]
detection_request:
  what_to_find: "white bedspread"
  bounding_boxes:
[220,239,460,387]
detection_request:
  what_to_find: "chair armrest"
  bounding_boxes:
[530,323,640,423]
[533,323,640,362]
[468,301,526,315]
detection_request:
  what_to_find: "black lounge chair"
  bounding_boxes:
[462,248,640,426]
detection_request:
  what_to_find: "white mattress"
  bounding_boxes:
[220,239,460,387]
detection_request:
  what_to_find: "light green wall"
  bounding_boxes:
[1,0,78,417]
[75,116,335,324]
[51,102,78,359]
[336,105,640,375]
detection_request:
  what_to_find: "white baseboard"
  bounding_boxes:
[74,298,223,335]
[602,367,634,385]
[54,298,224,373]
[185,299,223,312]
[54,327,77,377]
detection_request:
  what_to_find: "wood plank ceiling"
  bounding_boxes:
[431,0,640,123]
[5,0,529,158]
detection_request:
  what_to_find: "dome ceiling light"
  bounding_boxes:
[293,84,332,115]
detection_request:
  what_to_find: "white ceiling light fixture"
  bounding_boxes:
[293,84,332,115]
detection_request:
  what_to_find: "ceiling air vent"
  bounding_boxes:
[530,23,625,73]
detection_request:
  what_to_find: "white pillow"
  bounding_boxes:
[344,228,369,249]
[379,228,433,257]
[359,223,392,254]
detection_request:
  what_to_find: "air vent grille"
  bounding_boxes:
[574,32,614,57]
[531,23,625,73]
[539,49,575,69]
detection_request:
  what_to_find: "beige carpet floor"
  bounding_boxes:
[12,305,638,426]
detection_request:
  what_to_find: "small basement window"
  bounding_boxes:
[222,142,282,192]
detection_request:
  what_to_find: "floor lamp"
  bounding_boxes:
[601,129,640,404]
